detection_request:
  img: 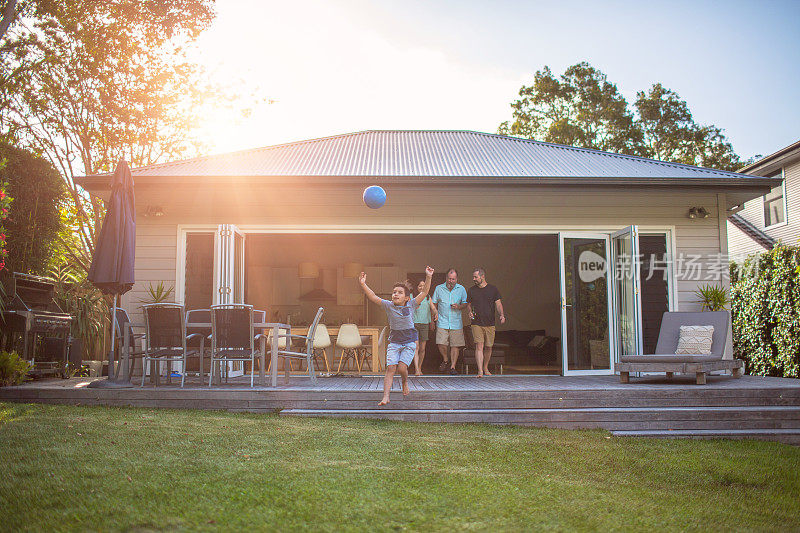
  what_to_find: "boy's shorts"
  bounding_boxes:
[471,325,496,346]
[386,341,416,367]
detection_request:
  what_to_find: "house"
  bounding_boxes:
[76,130,780,376]
[727,139,800,260]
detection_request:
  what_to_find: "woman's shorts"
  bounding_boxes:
[414,323,430,342]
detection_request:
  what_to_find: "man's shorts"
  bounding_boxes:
[386,341,416,366]
[414,323,430,342]
[471,325,496,347]
[436,327,465,347]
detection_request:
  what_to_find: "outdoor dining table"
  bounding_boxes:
[184,321,291,387]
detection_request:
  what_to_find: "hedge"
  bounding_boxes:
[730,244,800,378]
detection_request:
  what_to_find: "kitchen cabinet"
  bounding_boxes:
[363,266,405,294]
[336,268,363,306]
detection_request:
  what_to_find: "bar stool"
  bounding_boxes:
[311,324,332,373]
[336,323,362,373]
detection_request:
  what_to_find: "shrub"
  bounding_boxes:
[0,143,66,275]
[730,244,800,378]
[50,264,108,360]
[0,350,31,386]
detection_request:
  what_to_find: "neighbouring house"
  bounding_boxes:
[727,139,800,260]
[76,130,780,376]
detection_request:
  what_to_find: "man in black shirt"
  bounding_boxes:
[467,267,505,377]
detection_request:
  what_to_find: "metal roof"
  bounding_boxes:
[83,130,770,182]
[738,138,800,175]
[728,213,776,250]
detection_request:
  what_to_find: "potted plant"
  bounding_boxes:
[695,283,729,311]
[141,281,174,304]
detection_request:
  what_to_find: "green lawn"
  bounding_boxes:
[1,403,798,532]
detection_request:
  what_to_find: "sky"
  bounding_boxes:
[191,0,800,161]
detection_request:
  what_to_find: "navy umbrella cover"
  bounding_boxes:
[87,160,136,295]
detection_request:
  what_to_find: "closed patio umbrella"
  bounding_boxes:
[87,160,136,389]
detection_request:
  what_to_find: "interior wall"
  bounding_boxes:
[243,234,561,336]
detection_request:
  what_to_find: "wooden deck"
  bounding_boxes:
[3,374,800,443]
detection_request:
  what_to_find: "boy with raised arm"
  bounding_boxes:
[360,266,435,406]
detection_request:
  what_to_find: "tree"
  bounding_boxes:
[634,83,740,171]
[499,62,643,155]
[634,83,695,162]
[0,1,16,42]
[0,0,218,271]
[500,63,742,171]
[0,143,65,275]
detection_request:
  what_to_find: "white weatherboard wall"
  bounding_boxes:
[122,184,727,323]
[728,159,800,261]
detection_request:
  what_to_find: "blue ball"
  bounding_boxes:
[363,185,386,209]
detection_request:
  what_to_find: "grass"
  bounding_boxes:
[1,403,799,532]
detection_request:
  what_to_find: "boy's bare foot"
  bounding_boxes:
[484,369,492,376]
[378,397,389,406]
[402,381,410,396]
[477,373,483,378]
[415,371,423,376]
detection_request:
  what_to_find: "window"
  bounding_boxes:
[764,169,786,227]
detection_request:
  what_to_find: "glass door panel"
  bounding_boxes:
[233,227,245,304]
[184,232,214,310]
[213,224,246,375]
[559,233,613,375]
[213,224,246,305]
[611,225,642,360]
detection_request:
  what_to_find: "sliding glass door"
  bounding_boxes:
[558,227,646,375]
[611,225,642,359]
[558,233,614,375]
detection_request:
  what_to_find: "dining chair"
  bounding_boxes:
[376,326,388,371]
[265,326,290,373]
[274,307,324,384]
[140,303,204,387]
[112,307,146,381]
[311,323,332,373]
[185,308,210,379]
[336,323,362,373]
[209,304,266,388]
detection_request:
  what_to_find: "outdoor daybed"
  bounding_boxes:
[617,311,744,385]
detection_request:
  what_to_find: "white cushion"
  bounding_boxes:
[675,325,714,355]
[528,335,546,348]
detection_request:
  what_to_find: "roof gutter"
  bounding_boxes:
[74,174,784,194]
[738,139,800,174]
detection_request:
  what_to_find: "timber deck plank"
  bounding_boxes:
[3,374,800,444]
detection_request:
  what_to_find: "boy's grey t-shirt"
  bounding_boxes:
[380,298,421,344]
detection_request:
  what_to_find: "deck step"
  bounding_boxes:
[280,406,800,431]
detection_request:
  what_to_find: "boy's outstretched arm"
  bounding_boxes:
[414,266,435,305]
[359,272,383,305]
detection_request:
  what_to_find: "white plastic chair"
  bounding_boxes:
[311,324,332,373]
[336,323,362,373]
